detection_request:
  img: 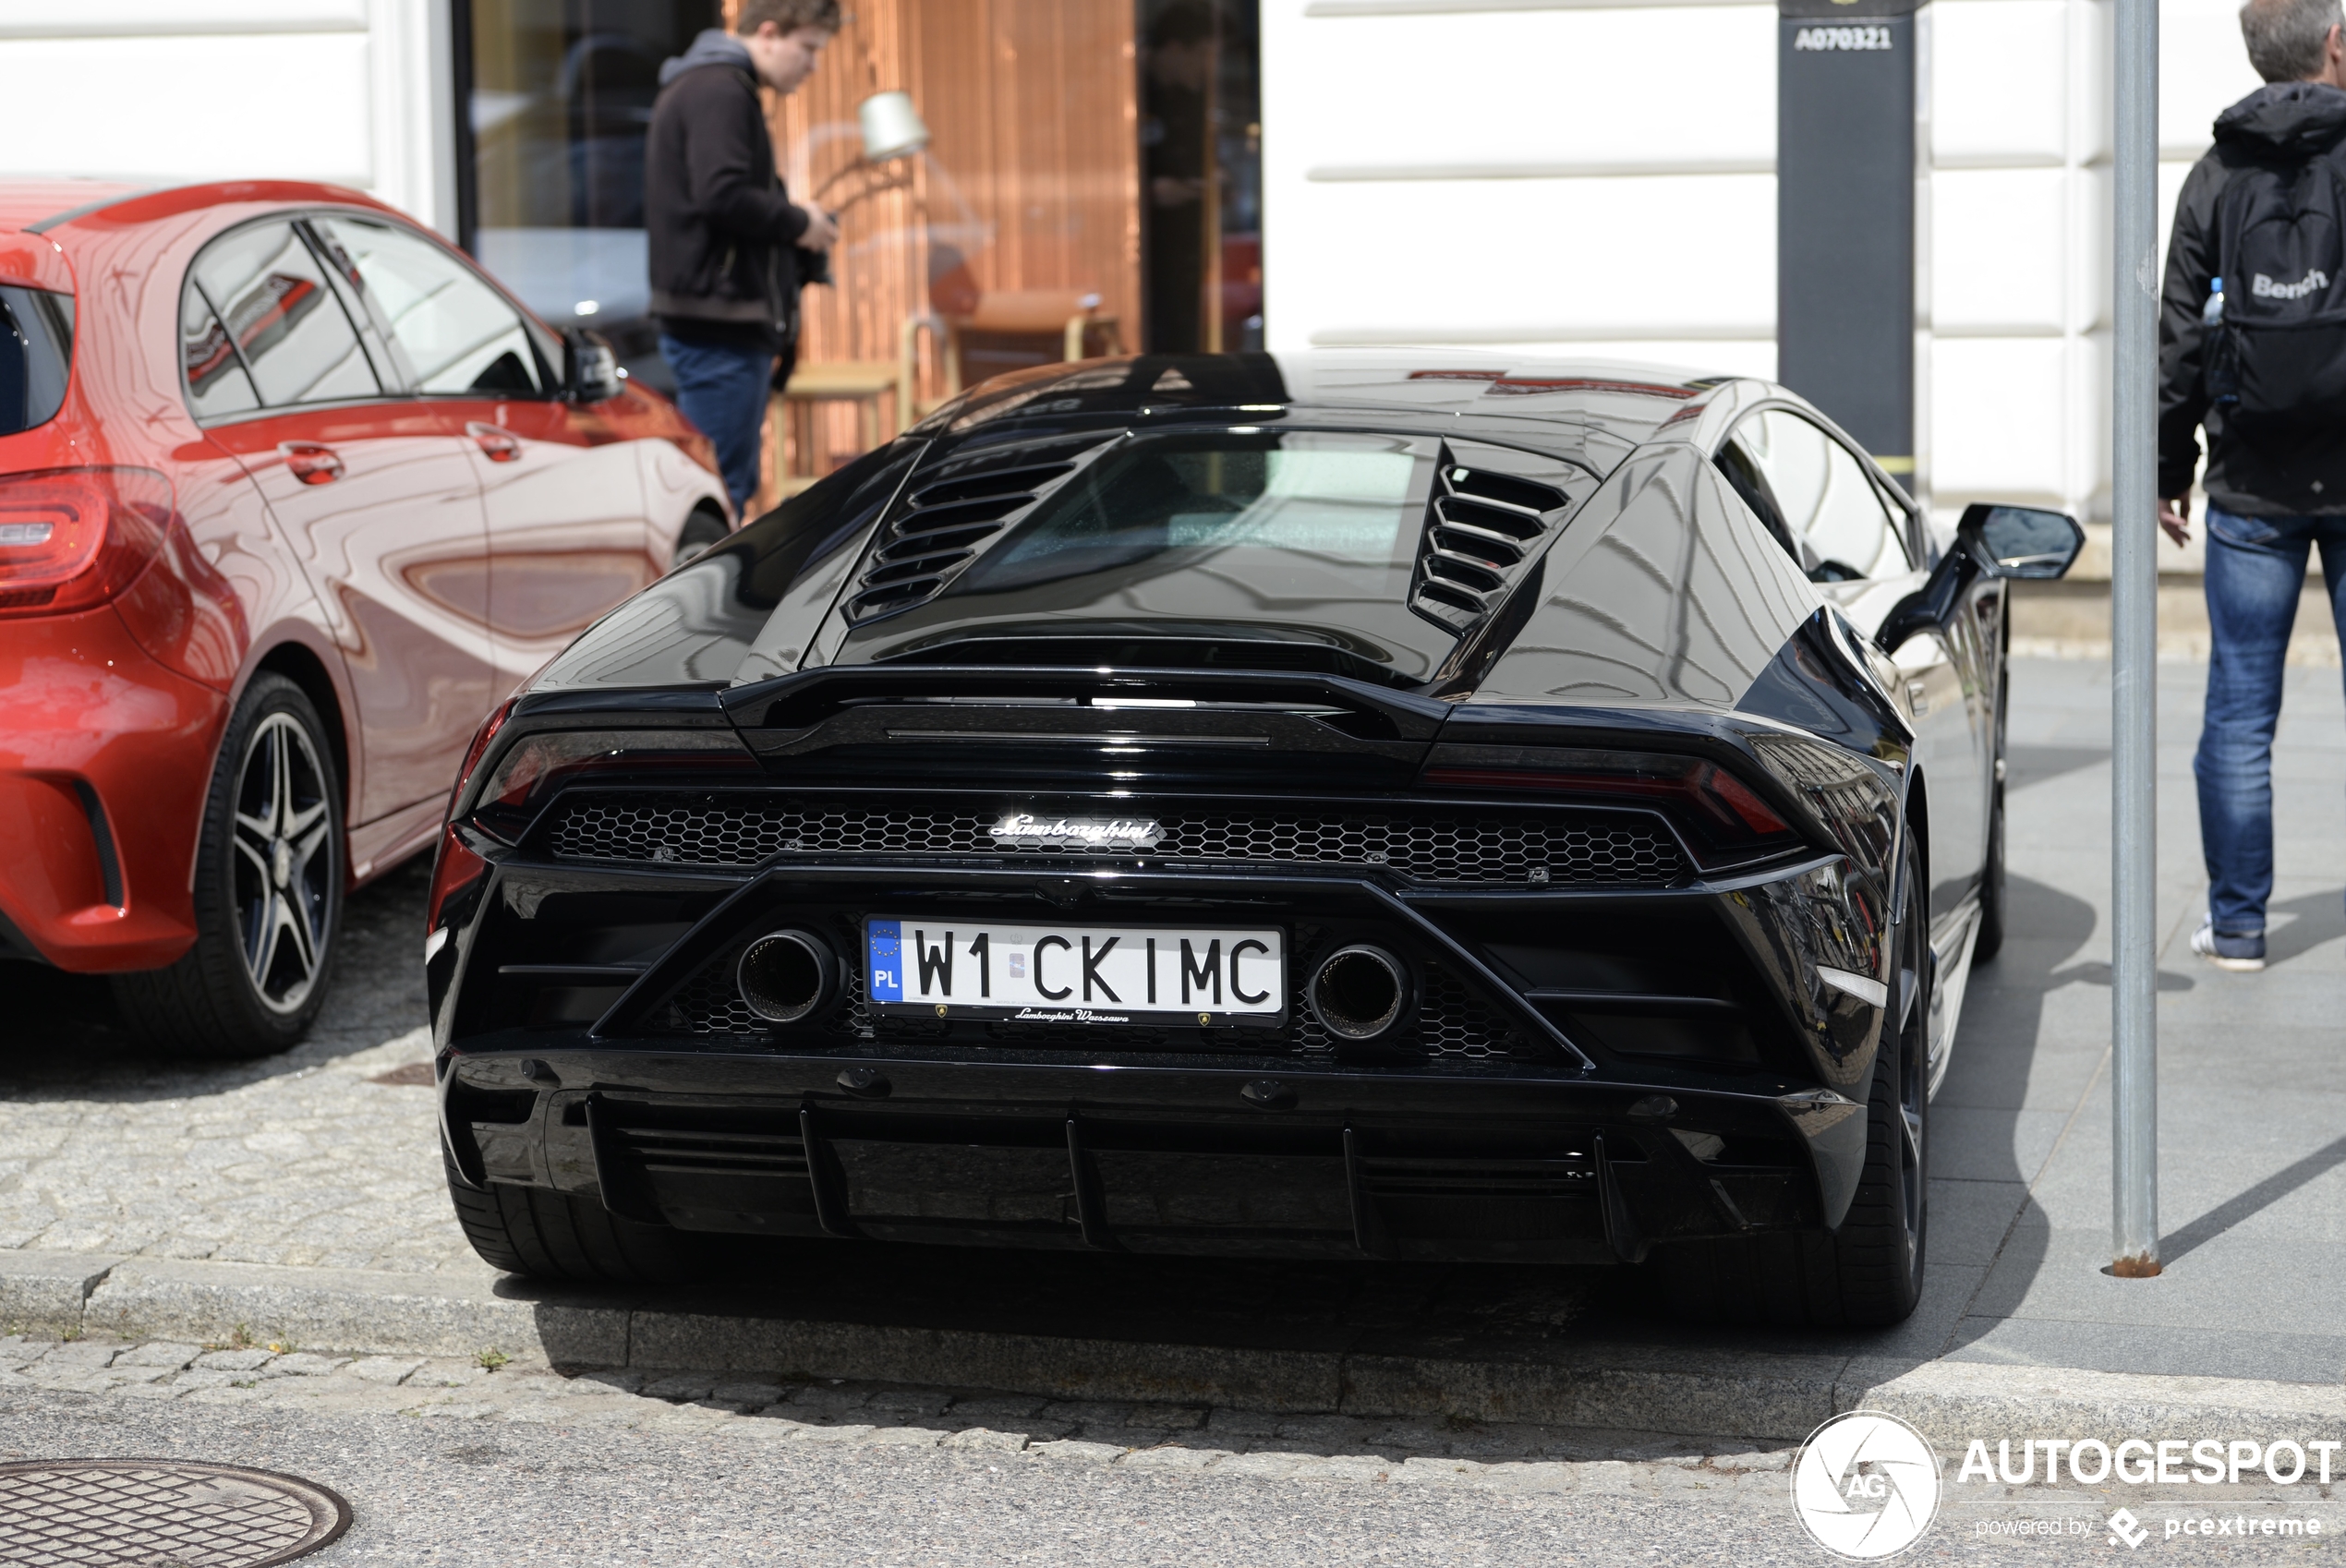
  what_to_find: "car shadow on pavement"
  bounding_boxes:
[1927,871,2102,1365]
[0,859,433,1098]
[552,1364,1782,1466]
[579,1229,1624,1368]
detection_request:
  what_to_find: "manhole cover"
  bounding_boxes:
[0,1460,350,1567]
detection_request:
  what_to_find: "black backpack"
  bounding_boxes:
[2207,145,2346,442]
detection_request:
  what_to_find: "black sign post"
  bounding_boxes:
[1777,0,1925,488]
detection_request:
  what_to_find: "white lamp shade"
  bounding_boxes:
[858,90,930,163]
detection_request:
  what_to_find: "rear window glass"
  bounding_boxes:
[959,431,1430,593]
[181,286,259,419]
[188,221,381,408]
[0,284,73,436]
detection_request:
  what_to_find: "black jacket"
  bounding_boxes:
[646,30,817,345]
[2159,82,2346,513]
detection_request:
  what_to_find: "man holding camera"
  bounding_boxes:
[648,0,842,517]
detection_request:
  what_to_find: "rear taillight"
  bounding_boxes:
[1423,751,1805,868]
[427,698,520,939]
[445,696,520,825]
[426,822,490,936]
[0,467,173,617]
[445,693,756,845]
[468,727,756,842]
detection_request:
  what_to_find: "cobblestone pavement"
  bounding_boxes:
[0,861,468,1274]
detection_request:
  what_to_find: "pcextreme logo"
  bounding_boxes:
[1792,1411,1942,1559]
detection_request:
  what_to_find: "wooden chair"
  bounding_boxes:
[900,288,1124,426]
[775,359,900,490]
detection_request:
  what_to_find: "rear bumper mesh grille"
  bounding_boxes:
[548,793,1686,887]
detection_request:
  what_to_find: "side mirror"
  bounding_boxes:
[1876,501,2087,652]
[1958,502,2084,580]
[565,327,622,404]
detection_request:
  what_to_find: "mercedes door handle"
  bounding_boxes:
[466,423,523,463]
[279,441,344,486]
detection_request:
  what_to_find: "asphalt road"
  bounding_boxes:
[11,1385,2342,1566]
[1,1389,1774,1568]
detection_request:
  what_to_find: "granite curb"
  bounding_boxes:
[0,1248,122,1337]
[9,1250,2343,1446]
[1843,1358,2346,1446]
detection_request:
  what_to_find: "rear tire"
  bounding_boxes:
[1973,668,2010,962]
[443,1149,695,1284]
[1974,792,2007,962]
[1653,844,1930,1328]
[113,673,342,1058]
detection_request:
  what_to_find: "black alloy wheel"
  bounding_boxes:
[1891,929,1930,1301]
[114,673,344,1057]
[670,505,730,569]
[1815,830,1932,1322]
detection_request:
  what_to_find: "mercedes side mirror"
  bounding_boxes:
[564,327,622,404]
[1958,502,2084,580]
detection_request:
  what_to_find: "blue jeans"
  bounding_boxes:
[659,333,772,514]
[2195,505,2346,935]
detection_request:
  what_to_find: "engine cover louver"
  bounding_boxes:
[845,435,1114,622]
[1409,448,1572,634]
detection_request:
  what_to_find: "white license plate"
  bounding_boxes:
[865,918,1286,1026]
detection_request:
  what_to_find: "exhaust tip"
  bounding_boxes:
[1307,944,1411,1040]
[737,929,840,1024]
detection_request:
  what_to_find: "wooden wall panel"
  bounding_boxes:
[730,0,1139,499]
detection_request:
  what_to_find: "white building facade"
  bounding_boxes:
[0,0,458,235]
[1262,0,2263,533]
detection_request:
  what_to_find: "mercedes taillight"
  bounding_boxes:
[0,467,173,618]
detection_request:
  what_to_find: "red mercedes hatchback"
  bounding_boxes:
[0,180,731,1056]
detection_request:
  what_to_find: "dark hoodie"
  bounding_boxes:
[645,28,816,351]
[2159,82,2346,513]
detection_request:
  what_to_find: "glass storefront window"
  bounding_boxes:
[457,1,1263,503]
[460,0,721,373]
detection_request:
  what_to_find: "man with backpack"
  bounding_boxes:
[647,0,842,518]
[2158,0,2346,971]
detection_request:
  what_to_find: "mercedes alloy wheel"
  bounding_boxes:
[230,710,336,1014]
[114,673,344,1056]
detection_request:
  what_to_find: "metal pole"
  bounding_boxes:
[2110,0,2161,1277]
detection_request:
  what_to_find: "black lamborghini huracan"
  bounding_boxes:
[424,352,2082,1325]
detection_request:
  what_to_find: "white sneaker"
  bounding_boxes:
[2192,921,2266,972]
